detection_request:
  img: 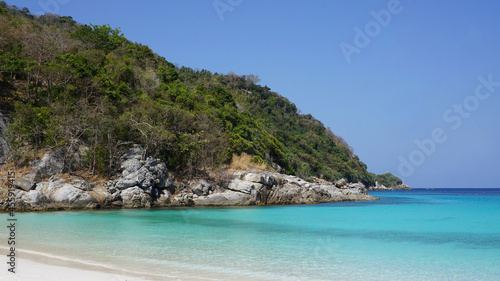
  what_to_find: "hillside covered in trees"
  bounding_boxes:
[0,3,399,187]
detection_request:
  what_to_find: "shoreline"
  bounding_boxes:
[1,145,379,212]
[0,247,223,281]
[0,194,378,213]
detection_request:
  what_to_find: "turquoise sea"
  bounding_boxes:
[5,189,500,280]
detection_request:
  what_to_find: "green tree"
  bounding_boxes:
[71,24,125,52]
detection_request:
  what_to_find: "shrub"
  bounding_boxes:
[229,153,266,171]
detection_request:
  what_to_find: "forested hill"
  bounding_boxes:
[0,3,397,187]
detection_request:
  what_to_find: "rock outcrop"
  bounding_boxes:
[1,145,377,212]
[368,181,411,191]
[109,144,172,208]
[192,171,374,206]
[12,176,101,210]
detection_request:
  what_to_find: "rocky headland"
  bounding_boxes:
[367,181,412,191]
[1,145,376,212]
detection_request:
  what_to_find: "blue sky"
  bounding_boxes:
[11,0,500,188]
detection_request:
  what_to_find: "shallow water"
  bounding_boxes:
[4,189,500,280]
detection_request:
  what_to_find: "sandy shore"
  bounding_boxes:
[0,248,188,281]
[0,259,148,281]
[0,247,264,281]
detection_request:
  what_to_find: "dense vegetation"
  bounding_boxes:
[375,173,403,187]
[0,3,398,186]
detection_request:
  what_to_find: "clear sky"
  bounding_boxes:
[10,0,500,188]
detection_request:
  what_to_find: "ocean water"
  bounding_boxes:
[4,189,500,280]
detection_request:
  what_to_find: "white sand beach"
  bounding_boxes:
[0,248,186,281]
[0,252,162,281]
[1,259,144,281]
[0,247,246,281]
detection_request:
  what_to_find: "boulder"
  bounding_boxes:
[141,168,155,189]
[114,146,171,195]
[23,170,42,183]
[111,190,121,201]
[120,144,144,161]
[193,190,253,206]
[13,178,36,191]
[190,179,212,196]
[31,176,108,209]
[121,158,143,174]
[115,177,139,190]
[227,179,263,194]
[244,173,278,187]
[158,176,173,190]
[88,185,113,206]
[33,150,65,179]
[120,186,152,208]
[71,178,94,191]
[244,173,265,184]
[36,177,64,198]
[52,183,98,207]
[115,168,145,190]
[22,190,48,206]
[347,182,365,191]
[144,157,158,169]
[335,178,348,189]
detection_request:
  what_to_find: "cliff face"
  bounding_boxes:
[1,145,376,211]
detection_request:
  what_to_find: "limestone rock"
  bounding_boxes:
[193,190,253,206]
[227,179,263,195]
[114,146,170,195]
[368,182,411,191]
[335,178,348,189]
[115,167,146,190]
[120,186,152,208]
[244,173,278,187]
[13,178,36,191]
[71,178,94,191]
[22,190,48,206]
[121,158,143,174]
[155,189,171,205]
[190,179,212,196]
[52,184,98,207]
[393,183,411,190]
[23,170,42,183]
[244,173,265,184]
[33,150,65,179]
